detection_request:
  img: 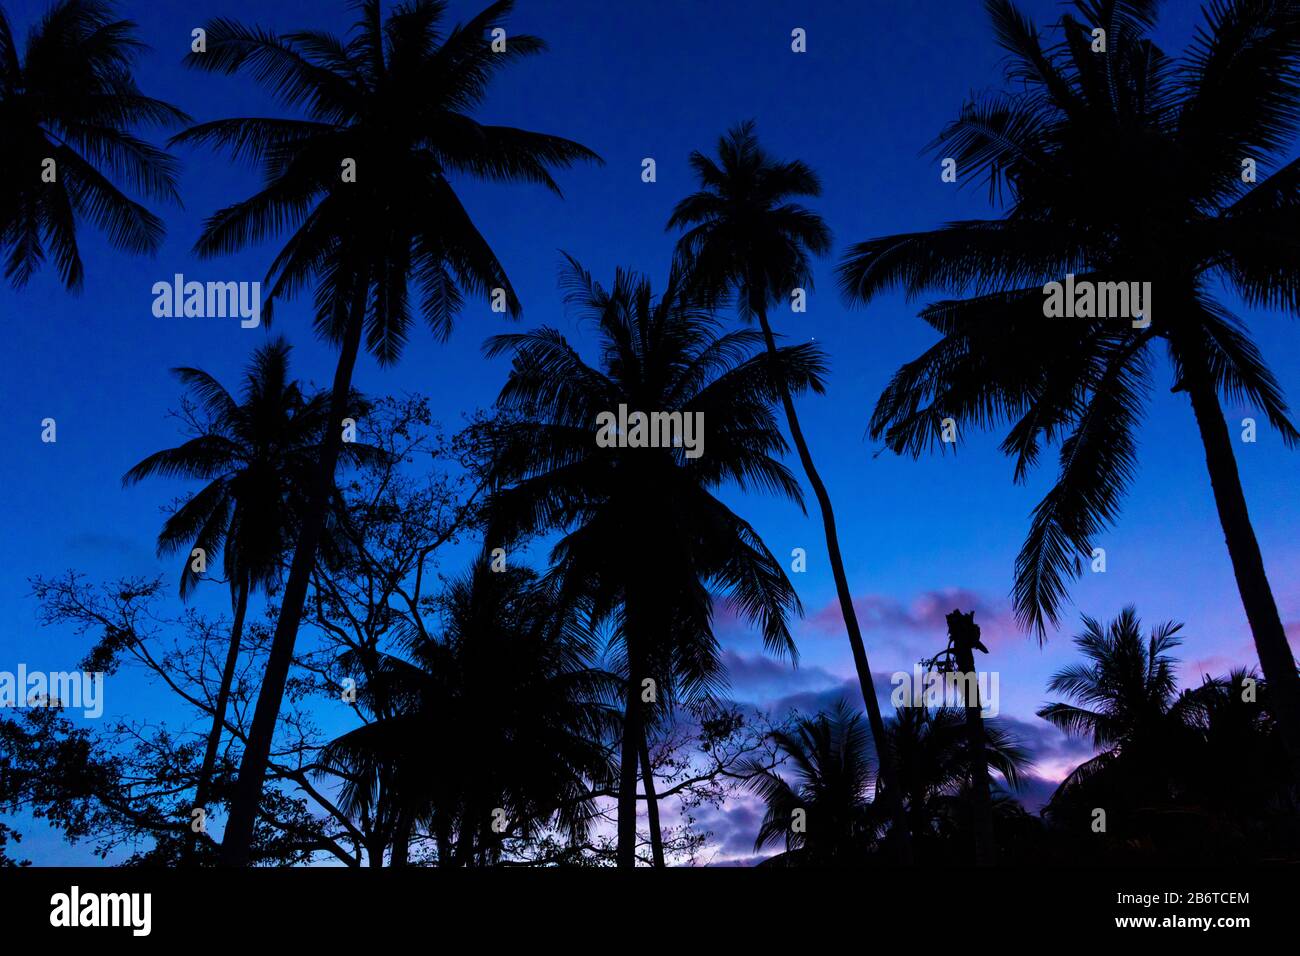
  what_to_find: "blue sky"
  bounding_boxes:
[3,0,1299,864]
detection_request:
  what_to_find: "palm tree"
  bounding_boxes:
[1186,667,1294,824]
[122,338,367,863]
[320,562,617,866]
[1042,616,1297,859]
[886,705,1027,855]
[668,121,911,857]
[928,608,998,863]
[483,255,821,866]
[746,703,878,865]
[171,0,600,866]
[0,0,185,289]
[747,702,1027,864]
[838,0,1300,773]
[1037,608,1200,826]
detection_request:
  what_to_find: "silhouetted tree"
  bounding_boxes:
[1184,666,1296,848]
[320,562,617,866]
[747,701,1027,865]
[746,702,877,865]
[885,705,1027,857]
[1038,608,1204,849]
[0,821,26,867]
[484,255,819,865]
[670,121,912,858]
[839,0,1300,774]
[171,0,600,865]
[1039,608,1295,858]
[291,397,506,864]
[9,575,341,865]
[925,608,997,864]
[122,338,371,863]
[17,403,487,866]
[0,0,185,288]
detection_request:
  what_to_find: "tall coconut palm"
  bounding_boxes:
[668,121,912,857]
[930,608,998,864]
[122,338,368,863]
[320,562,617,866]
[484,255,821,866]
[0,0,185,289]
[171,0,600,865]
[839,0,1300,774]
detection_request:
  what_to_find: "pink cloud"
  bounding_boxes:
[1185,654,1242,680]
[720,649,844,701]
[804,588,1023,652]
[1184,635,1265,686]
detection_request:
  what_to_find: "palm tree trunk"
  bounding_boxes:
[391,807,413,867]
[1184,353,1300,779]
[754,303,913,863]
[639,735,665,867]
[616,665,642,867]
[435,822,452,867]
[952,641,996,865]
[219,280,368,866]
[183,574,250,866]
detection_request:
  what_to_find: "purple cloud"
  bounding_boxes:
[692,793,773,864]
[720,649,845,705]
[803,588,1023,654]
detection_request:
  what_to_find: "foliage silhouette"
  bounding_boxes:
[320,561,618,866]
[0,0,186,289]
[839,0,1300,773]
[483,255,820,865]
[171,0,600,865]
[122,338,376,862]
[669,120,913,860]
